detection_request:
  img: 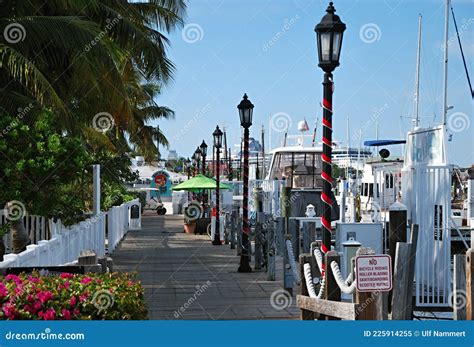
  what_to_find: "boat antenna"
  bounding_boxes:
[413,14,422,129]
[223,125,229,177]
[261,125,266,178]
[346,116,350,179]
[442,0,449,126]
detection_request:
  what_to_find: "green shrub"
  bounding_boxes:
[0,272,147,320]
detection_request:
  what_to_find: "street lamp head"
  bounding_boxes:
[237,93,254,128]
[213,125,223,149]
[195,147,202,161]
[315,2,346,73]
[200,140,208,157]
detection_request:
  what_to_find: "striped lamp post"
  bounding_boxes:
[315,2,346,273]
[212,126,223,245]
[237,94,254,273]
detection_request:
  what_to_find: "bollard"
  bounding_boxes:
[283,234,294,295]
[324,250,341,320]
[253,187,264,270]
[302,221,316,254]
[266,214,276,281]
[388,201,407,312]
[230,208,237,250]
[288,218,300,261]
[275,217,285,255]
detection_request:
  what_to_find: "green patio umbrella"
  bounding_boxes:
[171,174,231,192]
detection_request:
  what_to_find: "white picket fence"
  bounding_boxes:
[0,213,51,253]
[0,199,140,268]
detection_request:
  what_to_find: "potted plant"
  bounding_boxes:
[183,216,196,234]
[183,202,202,234]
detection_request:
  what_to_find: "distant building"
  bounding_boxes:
[167,150,178,161]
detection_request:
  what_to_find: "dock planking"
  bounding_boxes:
[113,213,298,320]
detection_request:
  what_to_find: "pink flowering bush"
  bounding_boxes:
[0,272,147,320]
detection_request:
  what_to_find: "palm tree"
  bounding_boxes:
[0,0,186,248]
[0,0,185,143]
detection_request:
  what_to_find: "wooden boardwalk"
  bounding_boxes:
[113,213,298,320]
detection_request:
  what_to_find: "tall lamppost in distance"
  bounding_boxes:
[200,140,208,175]
[315,2,346,271]
[212,126,223,245]
[237,94,254,273]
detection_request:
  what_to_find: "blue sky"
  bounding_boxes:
[155,0,473,166]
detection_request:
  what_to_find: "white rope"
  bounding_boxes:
[303,263,325,299]
[330,261,356,294]
[285,239,301,284]
[313,247,323,273]
[303,263,318,298]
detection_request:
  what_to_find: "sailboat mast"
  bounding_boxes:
[414,14,422,128]
[442,0,450,126]
[346,116,350,178]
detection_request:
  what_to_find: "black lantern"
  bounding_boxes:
[315,2,346,73]
[200,140,208,157]
[213,126,223,149]
[237,94,254,128]
[194,147,202,162]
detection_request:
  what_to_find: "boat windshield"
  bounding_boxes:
[269,152,322,189]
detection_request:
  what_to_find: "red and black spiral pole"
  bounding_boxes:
[321,72,333,275]
[314,2,346,276]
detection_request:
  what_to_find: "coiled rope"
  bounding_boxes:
[313,247,323,273]
[285,239,301,284]
[330,261,356,294]
[303,263,325,299]
[313,247,356,294]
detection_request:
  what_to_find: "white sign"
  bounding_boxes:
[404,126,446,167]
[355,255,392,292]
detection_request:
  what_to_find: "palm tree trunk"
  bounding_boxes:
[11,219,28,254]
[0,240,5,261]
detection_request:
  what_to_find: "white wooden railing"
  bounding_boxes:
[107,199,138,253]
[0,213,51,253]
[0,199,140,268]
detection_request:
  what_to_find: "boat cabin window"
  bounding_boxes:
[269,152,322,188]
[385,174,394,189]
[361,183,378,197]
